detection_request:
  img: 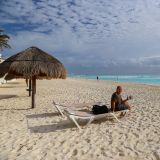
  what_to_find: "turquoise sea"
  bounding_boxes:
[69,75,160,85]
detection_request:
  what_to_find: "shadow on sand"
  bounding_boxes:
[0,95,18,100]
[27,117,114,133]
[0,94,30,100]
[28,120,76,133]
[26,112,60,118]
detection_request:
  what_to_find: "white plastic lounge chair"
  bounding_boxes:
[63,108,129,130]
[53,101,102,117]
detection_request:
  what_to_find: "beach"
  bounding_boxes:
[0,78,160,160]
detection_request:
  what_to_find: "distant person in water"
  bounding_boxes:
[111,86,132,115]
[96,76,99,81]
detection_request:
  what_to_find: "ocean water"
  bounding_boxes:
[69,75,160,85]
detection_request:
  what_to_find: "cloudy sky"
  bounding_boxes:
[1,0,160,75]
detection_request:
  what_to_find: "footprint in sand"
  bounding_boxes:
[86,138,90,143]
[72,149,78,156]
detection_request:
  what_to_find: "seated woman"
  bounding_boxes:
[111,86,132,114]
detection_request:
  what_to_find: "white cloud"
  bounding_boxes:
[1,0,160,39]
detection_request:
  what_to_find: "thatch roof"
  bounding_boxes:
[4,73,15,81]
[0,47,66,79]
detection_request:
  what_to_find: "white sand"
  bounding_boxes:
[0,78,160,160]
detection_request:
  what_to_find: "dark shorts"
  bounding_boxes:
[116,104,128,111]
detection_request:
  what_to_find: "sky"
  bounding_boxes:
[1,0,160,75]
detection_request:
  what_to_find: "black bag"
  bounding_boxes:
[92,105,109,115]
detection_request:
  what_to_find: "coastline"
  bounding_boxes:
[0,78,160,160]
[69,76,160,87]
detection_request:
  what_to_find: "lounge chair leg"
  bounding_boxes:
[110,113,121,122]
[56,105,65,117]
[86,117,94,125]
[70,115,82,130]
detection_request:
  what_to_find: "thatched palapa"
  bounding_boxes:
[0,47,66,79]
[0,46,67,108]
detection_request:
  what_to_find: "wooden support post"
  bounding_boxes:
[29,79,31,97]
[31,77,36,108]
[35,78,36,94]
